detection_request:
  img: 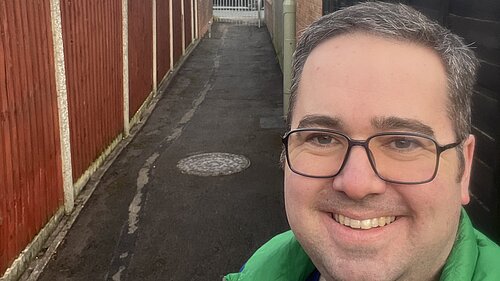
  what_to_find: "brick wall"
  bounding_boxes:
[197,0,213,37]
[296,0,322,38]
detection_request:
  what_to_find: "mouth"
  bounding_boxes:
[331,213,396,230]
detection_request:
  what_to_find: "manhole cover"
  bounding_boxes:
[177,152,250,176]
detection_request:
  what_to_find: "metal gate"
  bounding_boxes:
[213,0,264,26]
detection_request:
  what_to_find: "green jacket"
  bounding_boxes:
[225,210,500,281]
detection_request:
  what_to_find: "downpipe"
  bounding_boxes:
[283,0,296,118]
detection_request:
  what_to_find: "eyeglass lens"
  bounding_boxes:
[286,130,438,183]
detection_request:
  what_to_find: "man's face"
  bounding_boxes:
[285,33,475,281]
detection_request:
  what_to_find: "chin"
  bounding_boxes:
[319,260,404,281]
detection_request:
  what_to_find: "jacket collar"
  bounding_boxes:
[439,209,478,280]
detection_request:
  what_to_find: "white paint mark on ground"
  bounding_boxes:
[128,152,160,234]
[112,265,126,281]
[162,82,212,144]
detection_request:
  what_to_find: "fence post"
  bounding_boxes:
[122,0,130,136]
[153,0,158,95]
[181,0,186,54]
[191,0,195,41]
[194,0,199,39]
[169,0,174,70]
[50,0,74,214]
[283,0,296,117]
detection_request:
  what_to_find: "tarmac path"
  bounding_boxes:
[35,22,289,281]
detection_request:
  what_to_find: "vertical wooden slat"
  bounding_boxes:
[42,0,63,216]
[5,0,23,258]
[102,0,109,148]
[24,0,37,235]
[89,1,97,161]
[102,1,108,144]
[42,0,59,218]
[0,0,10,270]
[38,0,53,230]
[13,0,29,244]
[82,0,90,174]
[35,0,51,229]
[34,0,46,227]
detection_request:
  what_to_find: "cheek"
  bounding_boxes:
[284,171,305,216]
[403,175,463,228]
[284,170,322,225]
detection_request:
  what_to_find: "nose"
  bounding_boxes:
[331,146,387,200]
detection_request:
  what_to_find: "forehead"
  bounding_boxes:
[293,32,450,136]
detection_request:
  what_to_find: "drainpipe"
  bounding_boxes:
[283,0,296,118]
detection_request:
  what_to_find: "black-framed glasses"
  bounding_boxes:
[282,128,462,184]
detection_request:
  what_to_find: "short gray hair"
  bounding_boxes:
[286,1,479,177]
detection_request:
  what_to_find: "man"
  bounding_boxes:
[224,2,500,281]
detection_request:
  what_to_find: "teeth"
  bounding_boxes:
[350,219,361,229]
[333,214,396,230]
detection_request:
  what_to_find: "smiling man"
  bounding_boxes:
[224,2,499,281]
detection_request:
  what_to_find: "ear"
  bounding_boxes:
[460,134,475,205]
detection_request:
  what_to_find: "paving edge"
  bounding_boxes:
[1,37,202,281]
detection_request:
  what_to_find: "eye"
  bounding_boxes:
[305,133,342,146]
[385,137,423,151]
[393,139,414,149]
[314,135,334,144]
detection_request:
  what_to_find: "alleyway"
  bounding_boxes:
[33,22,288,281]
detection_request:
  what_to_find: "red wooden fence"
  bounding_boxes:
[0,0,63,273]
[60,0,124,181]
[1,0,209,276]
[129,0,154,118]
[157,0,171,81]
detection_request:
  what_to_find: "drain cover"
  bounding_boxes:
[177,152,250,176]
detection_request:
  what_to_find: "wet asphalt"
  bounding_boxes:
[36,22,289,281]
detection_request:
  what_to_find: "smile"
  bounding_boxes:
[332,213,396,230]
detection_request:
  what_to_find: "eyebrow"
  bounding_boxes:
[371,116,435,137]
[297,115,344,130]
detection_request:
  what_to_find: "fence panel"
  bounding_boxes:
[157,0,171,81]
[0,0,63,274]
[128,0,154,118]
[172,0,183,66]
[184,0,193,47]
[61,0,124,180]
[197,0,213,37]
